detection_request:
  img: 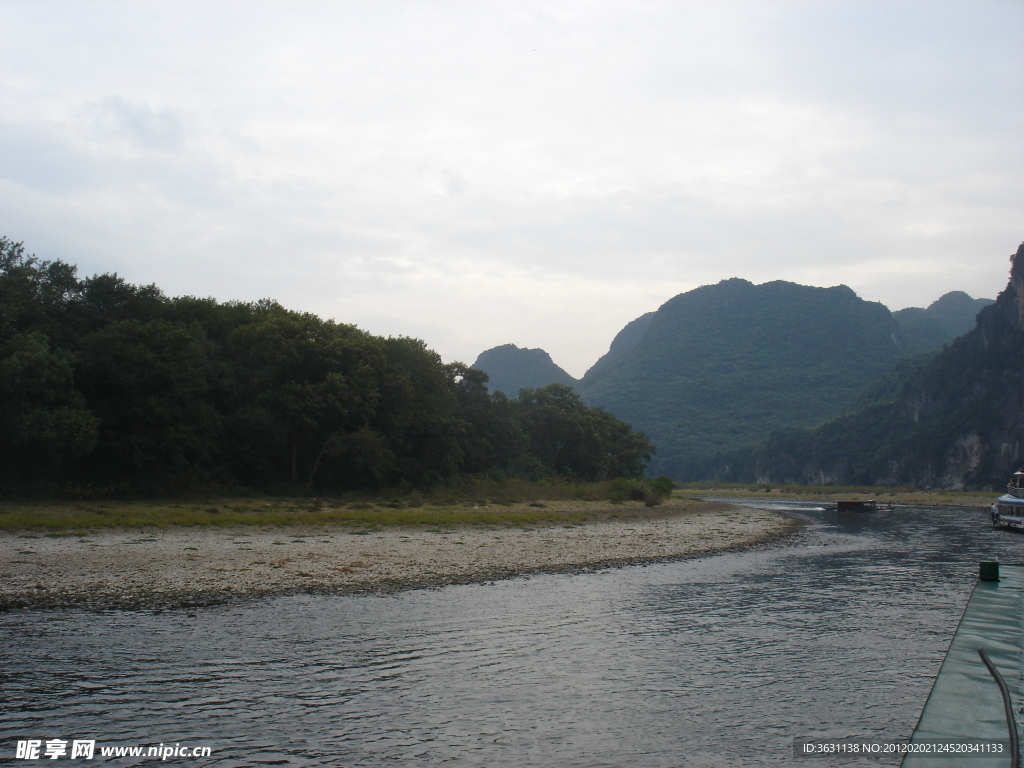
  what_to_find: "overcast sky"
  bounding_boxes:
[2,1,1022,377]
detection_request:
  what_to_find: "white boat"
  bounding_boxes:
[991,468,1024,531]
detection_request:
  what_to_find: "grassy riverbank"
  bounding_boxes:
[675,482,999,507]
[0,478,683,532]
[0,497,723,532]
[1,476,1000,532]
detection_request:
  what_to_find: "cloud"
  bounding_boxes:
[83,96,184,153]
[0,0,1022,376]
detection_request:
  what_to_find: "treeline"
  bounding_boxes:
[0,238,654,495]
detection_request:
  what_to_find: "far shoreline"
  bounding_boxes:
[678,487,999,508]
[0,500,801,612]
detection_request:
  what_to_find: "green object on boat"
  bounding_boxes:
[980,561,1001,582]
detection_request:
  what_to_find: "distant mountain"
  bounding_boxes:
[468,281,995,482]
[893,291,994,353]
[471,344,577,397]
[705,244,1024,489]
[575,279,909,477]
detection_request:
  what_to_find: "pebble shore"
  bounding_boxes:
[0,503,798,611]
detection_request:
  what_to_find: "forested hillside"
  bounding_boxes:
[704,243,1024,489]
[893,291,994,353]
[576,279,910,477]
[0,238,653,495]
[582,312,655,380]
[470,285,991,481]
[471,344,577,397]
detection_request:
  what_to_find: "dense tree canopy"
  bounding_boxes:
[0,238,654,494]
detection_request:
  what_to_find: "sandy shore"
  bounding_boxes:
[0,503,798,610]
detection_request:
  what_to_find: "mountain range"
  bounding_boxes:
[472,281,996,481]
[707,244,1024,488]
[893,291,995,354]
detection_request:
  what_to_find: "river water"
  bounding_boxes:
[2,501,1022,767]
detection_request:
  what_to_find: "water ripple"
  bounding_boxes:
[3,503,1020,766]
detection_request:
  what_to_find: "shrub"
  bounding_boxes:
[651,475,675,498]
[608,477,663,506]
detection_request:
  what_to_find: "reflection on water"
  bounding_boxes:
[3,502,1023,767]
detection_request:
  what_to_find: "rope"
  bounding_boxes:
[979,647,1020,768]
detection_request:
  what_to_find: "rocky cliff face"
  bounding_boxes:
[884,244,1023,488]
[714,242,1024,489]
[1013,241,1024,328]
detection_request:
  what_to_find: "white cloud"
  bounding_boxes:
[1,0,1022,376]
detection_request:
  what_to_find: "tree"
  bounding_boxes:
[592,407,655,479]
[0,237,80,346]
[68,273,165,336]
[76,319,220,485]
[370,337,465,486]
[448,364,531,477]
[0,332,98,481]
[516,384,654,479]
[226,311,386,488]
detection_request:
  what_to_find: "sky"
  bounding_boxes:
[1,1,1022,378]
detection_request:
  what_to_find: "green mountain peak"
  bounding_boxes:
[471,343,577,398]
[577,277,905,477]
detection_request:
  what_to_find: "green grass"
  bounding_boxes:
[0,479,705,532]
[675,481,923,495]
[0,500,587,531]
[674,481,1000,505]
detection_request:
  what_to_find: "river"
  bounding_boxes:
[2,501,1020,767]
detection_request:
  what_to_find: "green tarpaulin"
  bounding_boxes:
[902,565,1024,767]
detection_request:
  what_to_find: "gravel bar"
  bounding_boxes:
[0,503,799,611]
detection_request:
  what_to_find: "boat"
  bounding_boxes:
[902,561,1020,767]
[990,468,1024,531]
[834,499,893,512]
